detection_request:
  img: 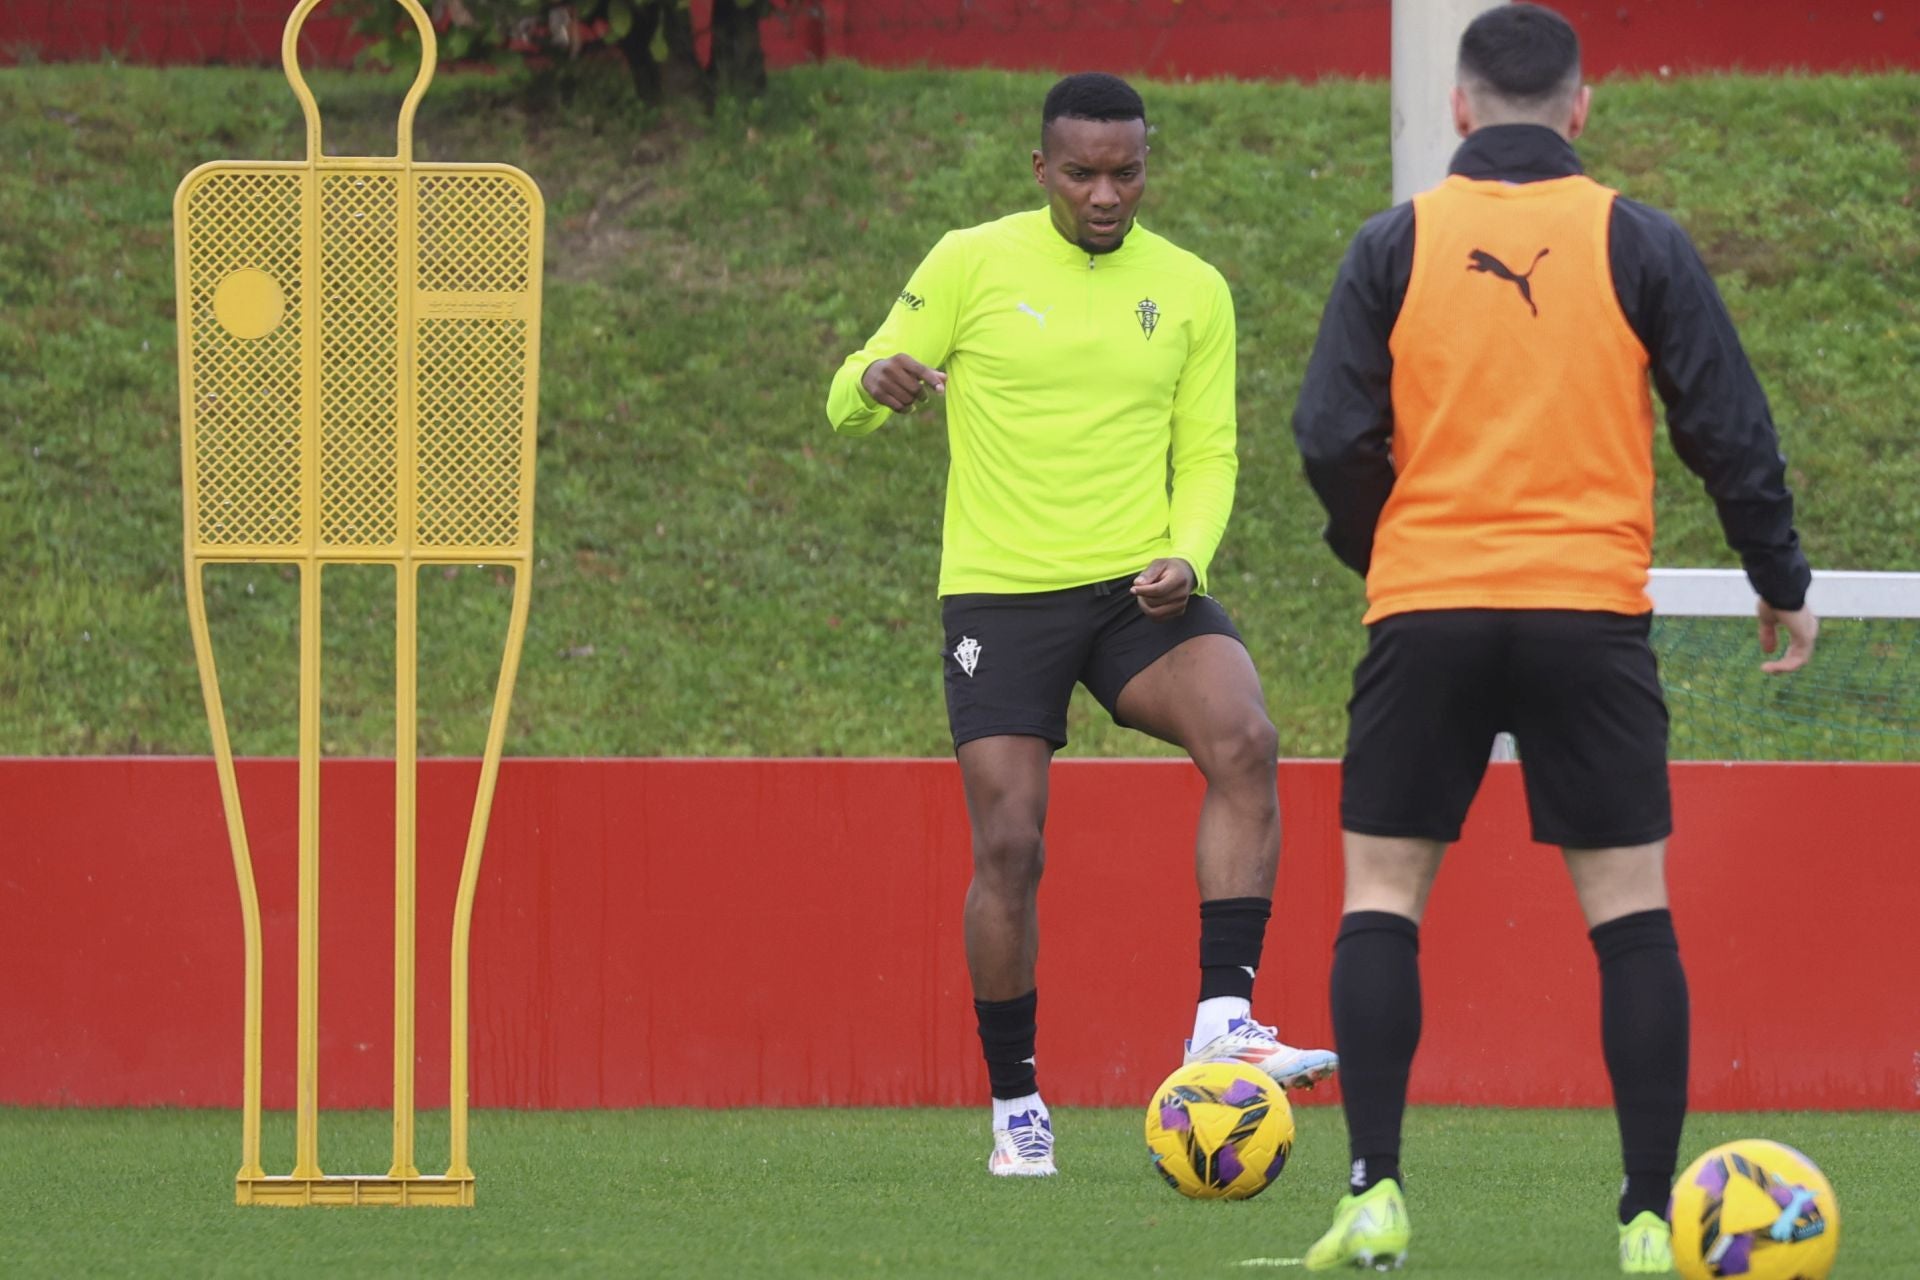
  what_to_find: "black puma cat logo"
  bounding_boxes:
[1466,247,1550,317]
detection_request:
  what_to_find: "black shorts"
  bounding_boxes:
[1342,609,1671,849]
[940,576,1243,750]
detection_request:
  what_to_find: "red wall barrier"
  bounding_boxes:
[802,0,1919,79]
[4,1,1915,75]
[2,758,1914,1112]
[0,0,364,67]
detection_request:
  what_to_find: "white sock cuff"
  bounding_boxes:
[992,1091,1047,1129]
[1192,996,1252,1046]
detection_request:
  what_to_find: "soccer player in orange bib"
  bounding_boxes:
[1289,4,1817,1271]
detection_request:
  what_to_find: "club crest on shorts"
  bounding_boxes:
[953,635,982,677]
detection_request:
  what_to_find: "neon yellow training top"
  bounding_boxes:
[826,209,1239,597]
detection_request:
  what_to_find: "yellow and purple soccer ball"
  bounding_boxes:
[1668,1139,1840,1279]
[1143,1060,1294,1200]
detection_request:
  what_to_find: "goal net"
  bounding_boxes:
[1649,568,1920,762]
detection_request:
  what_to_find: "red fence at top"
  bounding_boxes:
[798,0,1919,80]
[3,757,1915,1113]
[3,1,1914,77]
[0,0,364,67]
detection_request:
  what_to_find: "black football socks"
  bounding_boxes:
[976,988,1039,1100]
[1592,908,1689,1224]
[1199,896,1272,1002]
[1330,910,1422,1194]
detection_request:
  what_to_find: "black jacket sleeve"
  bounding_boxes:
[1610,198,1812,610]
[1290,203,1414,576]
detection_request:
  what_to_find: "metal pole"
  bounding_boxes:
[1391,0,1491,203]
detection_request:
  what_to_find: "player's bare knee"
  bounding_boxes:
[971,818,1045,892]
[1194,711,1280,790]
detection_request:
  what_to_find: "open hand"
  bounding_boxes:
[1757,600,1817,674]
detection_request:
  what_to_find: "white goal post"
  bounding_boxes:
[1391,0,1488,203]
[1647,568,1920,619]
[1490,569,1920,760]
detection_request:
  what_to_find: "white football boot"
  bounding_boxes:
[987,1110,1057,1177]
[1185,1016,1339,1090]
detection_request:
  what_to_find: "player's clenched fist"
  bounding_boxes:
[1131,557,1196,621]
[862,353,948,413]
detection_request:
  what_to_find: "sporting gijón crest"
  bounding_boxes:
[953,635,981,677]
[1135,297,1159,340]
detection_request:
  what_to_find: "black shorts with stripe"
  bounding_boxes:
[1341,608,1672,849]
[940,576,1242,750]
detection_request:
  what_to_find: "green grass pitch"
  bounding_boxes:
[2,1107,1914,1276]
[3,64,1916,759]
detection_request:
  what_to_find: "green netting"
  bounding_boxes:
[1651,615,1920,761]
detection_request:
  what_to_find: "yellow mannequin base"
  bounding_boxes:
[236,1174,475,1207]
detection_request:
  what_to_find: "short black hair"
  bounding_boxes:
[1040,72,1146,150]
[1458,3,1581,104]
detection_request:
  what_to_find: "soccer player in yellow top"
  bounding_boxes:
[827,72,1335,1178]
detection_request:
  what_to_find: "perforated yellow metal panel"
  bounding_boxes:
[318,171,401,550]
[175,0,543,1208]
[183,171,307,550]
[417,313,530,548]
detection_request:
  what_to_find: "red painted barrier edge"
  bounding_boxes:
[2,757,1913,1112]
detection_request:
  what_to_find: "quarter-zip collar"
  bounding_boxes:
[1025,207,1145,268]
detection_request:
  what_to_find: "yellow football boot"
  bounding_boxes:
[1303,1179,1410,1272]
[1619,1210,1674,1273]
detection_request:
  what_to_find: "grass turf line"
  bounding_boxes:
[0,1106,1914,1276]
[2,64,1916,758]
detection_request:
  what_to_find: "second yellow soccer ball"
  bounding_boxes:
[1144,1060,1294,1200]
[1668,1139,1840,1280]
